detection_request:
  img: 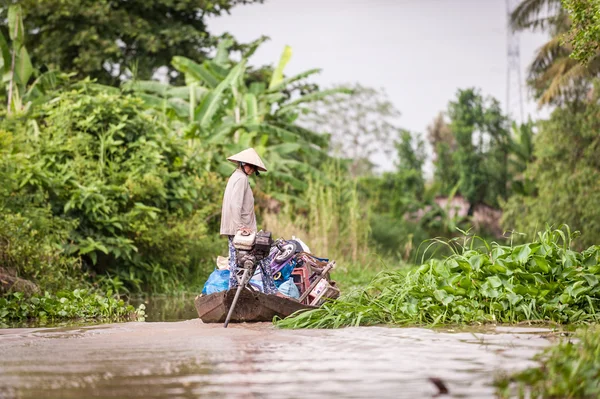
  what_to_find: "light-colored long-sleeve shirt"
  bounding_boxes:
[219,168,257,236]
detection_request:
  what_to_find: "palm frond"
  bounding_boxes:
[538,61,588,105]
[510,0,563,31]
[529,35,569,75]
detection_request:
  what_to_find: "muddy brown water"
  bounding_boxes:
[0,298,553,399]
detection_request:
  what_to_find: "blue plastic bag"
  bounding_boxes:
[201,268,230,295]
[277,278,300,299]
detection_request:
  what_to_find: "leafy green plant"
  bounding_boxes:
[0,289,141,326]
[3,87,222,292]
[562,0,600,64]
[276,226,600,328]
[0,5,65,115]
[127,42,347,203]
[0,208,80,292]
[0,5,32,115]
[496,326,600,398]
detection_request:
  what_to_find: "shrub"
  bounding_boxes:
[2,89,221,292]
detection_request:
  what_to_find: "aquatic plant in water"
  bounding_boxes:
[276,227,600,328]
[495,326,600,398]
[0,289,141,326]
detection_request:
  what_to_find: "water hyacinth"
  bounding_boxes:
[496,326,600,398]
[276,227,600,328]
[0,289,139,326]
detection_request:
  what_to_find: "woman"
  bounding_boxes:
[220,148,276,293]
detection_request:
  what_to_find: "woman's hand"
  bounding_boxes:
[238,227,254,235]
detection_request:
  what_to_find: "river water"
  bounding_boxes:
[0,302,552,399]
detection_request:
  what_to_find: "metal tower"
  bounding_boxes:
[506,0,524,125]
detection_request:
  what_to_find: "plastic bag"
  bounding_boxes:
[277,278,300,299]
[201,268,230,295]
[292,236,311,253]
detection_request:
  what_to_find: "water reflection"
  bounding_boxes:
[132,295,199,322]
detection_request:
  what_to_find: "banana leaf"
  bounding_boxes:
[0,32,10,72]
[266,68,321,93]
[276,88,351,115]
[269,45,292,90]
[8,5,25,44]
[214,38,234,67]
[172,56,220,88]
[243,122,298,142]
[244,93,259,124]
[194,60,246,129]
[272,122,329,148]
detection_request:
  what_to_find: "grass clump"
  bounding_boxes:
[275,227,600,328]
[495,326,600,398]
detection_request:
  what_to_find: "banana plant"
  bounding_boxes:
[172,43,349,191]
[125,39,348,198]
[1,5,32,115]
[508,120,536,196]
[121,80,206,121]
[1,5,61,115]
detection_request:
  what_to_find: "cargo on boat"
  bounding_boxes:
[195,234,340,324]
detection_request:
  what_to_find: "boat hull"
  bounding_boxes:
[194,288,315,323]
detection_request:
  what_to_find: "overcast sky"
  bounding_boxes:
[208,0,550,171]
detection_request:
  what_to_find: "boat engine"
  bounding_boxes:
[231,230,272,284]
[225,230,273,328]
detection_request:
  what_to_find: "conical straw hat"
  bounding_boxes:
[227,148,267,172]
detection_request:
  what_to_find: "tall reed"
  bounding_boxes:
[262,162,370,264]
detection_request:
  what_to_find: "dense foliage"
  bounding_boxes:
[496,326,600,398]
[502,97,600,249]
[276,228,600,328]
[131,42,341,205]
[2,88,222,292]
[430,88,511,211]
[0,289,138,326]
[1,0,262,84]
[562,0,600,63]
[0,29,345,299]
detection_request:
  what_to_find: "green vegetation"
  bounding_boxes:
[0,0,599,341]
[0,2,355,323]
[496,326,600,398]
[276,227,600,328]
[562,0,600,64]
[0,289,140,327]
[3,0,262,85]
[502,95,600,250]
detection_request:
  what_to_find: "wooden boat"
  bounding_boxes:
[194,288,316,323]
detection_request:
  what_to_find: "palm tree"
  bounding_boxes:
[511,0,600,105]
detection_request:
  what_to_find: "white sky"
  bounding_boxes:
[208,0,551,172]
